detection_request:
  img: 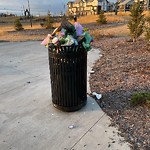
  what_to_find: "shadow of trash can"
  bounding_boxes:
[48,41,87,112]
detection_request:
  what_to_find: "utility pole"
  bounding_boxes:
[147,0,150,10]
[23,5,25,16]
[21,5,25,16]
[28,0,32,27]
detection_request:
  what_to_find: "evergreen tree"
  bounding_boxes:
[62,14,67,21]
[14,18,24,31]
[127,0,145,42]
[145,11,150,41]
[97,10,107,24]
[45,11,54,29]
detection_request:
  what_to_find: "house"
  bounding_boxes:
[134,0,150,10]
[107,2,115,12]
[67,0,109,16]
[118,0,150,11]
[118,0,133,11]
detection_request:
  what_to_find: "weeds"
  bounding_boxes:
[14,18,24,31]
[45,11,54,29]
[130,92,150,107]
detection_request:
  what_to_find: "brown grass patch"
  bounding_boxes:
[90,24,129,40]
[73,14,127,24]
[117,11,131,16]
[106,16,126,22]
[0,14,131,42]
[144,11,150,17]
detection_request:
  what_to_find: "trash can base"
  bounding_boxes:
[53,100,87,112]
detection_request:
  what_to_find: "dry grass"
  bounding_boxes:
[101,24,129,36]
[0,33,34,42]
[0,16,16,23]
[143,10,150,16]
[90,24,129,40]
[77,15,98,24]
[76,13,128,24]
[0,23,41,32]
[106,15,127,23]
[0,23,43,41]
[118,11,131,16]
[0,12,133,42]
[0,25,14,39]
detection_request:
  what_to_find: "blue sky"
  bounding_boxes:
[0,0,116,16]
[0,0,71,16]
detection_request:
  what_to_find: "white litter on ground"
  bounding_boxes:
[92,92,102,100]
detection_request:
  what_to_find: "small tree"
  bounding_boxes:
[62,14,67,21]
[97,10,107,24]
[145,11,150,41]
[114,2,119,15]
[127,1,145,42]
[45,11,54,29]
[14,18,24,31]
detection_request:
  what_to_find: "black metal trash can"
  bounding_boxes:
[48,42,87,112]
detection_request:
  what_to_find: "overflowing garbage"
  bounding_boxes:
[41,20,93,51]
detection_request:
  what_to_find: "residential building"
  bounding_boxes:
[118,0,150,11]
[134,0,150,10]
[67,0,109,16]
[118,0,133,11]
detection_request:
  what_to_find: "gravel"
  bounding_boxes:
[90,37,150,150]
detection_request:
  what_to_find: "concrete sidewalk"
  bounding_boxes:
[0,41,130,150]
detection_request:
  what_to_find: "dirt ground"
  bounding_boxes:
[0,22,149,150]
[90,37,150,150]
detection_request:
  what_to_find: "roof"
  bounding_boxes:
[119,0,133,5]
[74,0,81,3]
[67,1,74,4]
[69,0,105,4]
[74,0,94,3]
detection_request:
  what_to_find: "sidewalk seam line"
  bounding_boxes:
[70,113,106,150]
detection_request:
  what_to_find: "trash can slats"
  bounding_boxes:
[48,44,87,112]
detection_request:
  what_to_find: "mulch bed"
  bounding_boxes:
[90,37,150,150]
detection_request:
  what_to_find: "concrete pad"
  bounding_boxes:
[0,42,46,62]
[0,41,49,94]
[0,79,104,150]
[0,65,40,94]
[72,114,130,150]
[0,41,131,150]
